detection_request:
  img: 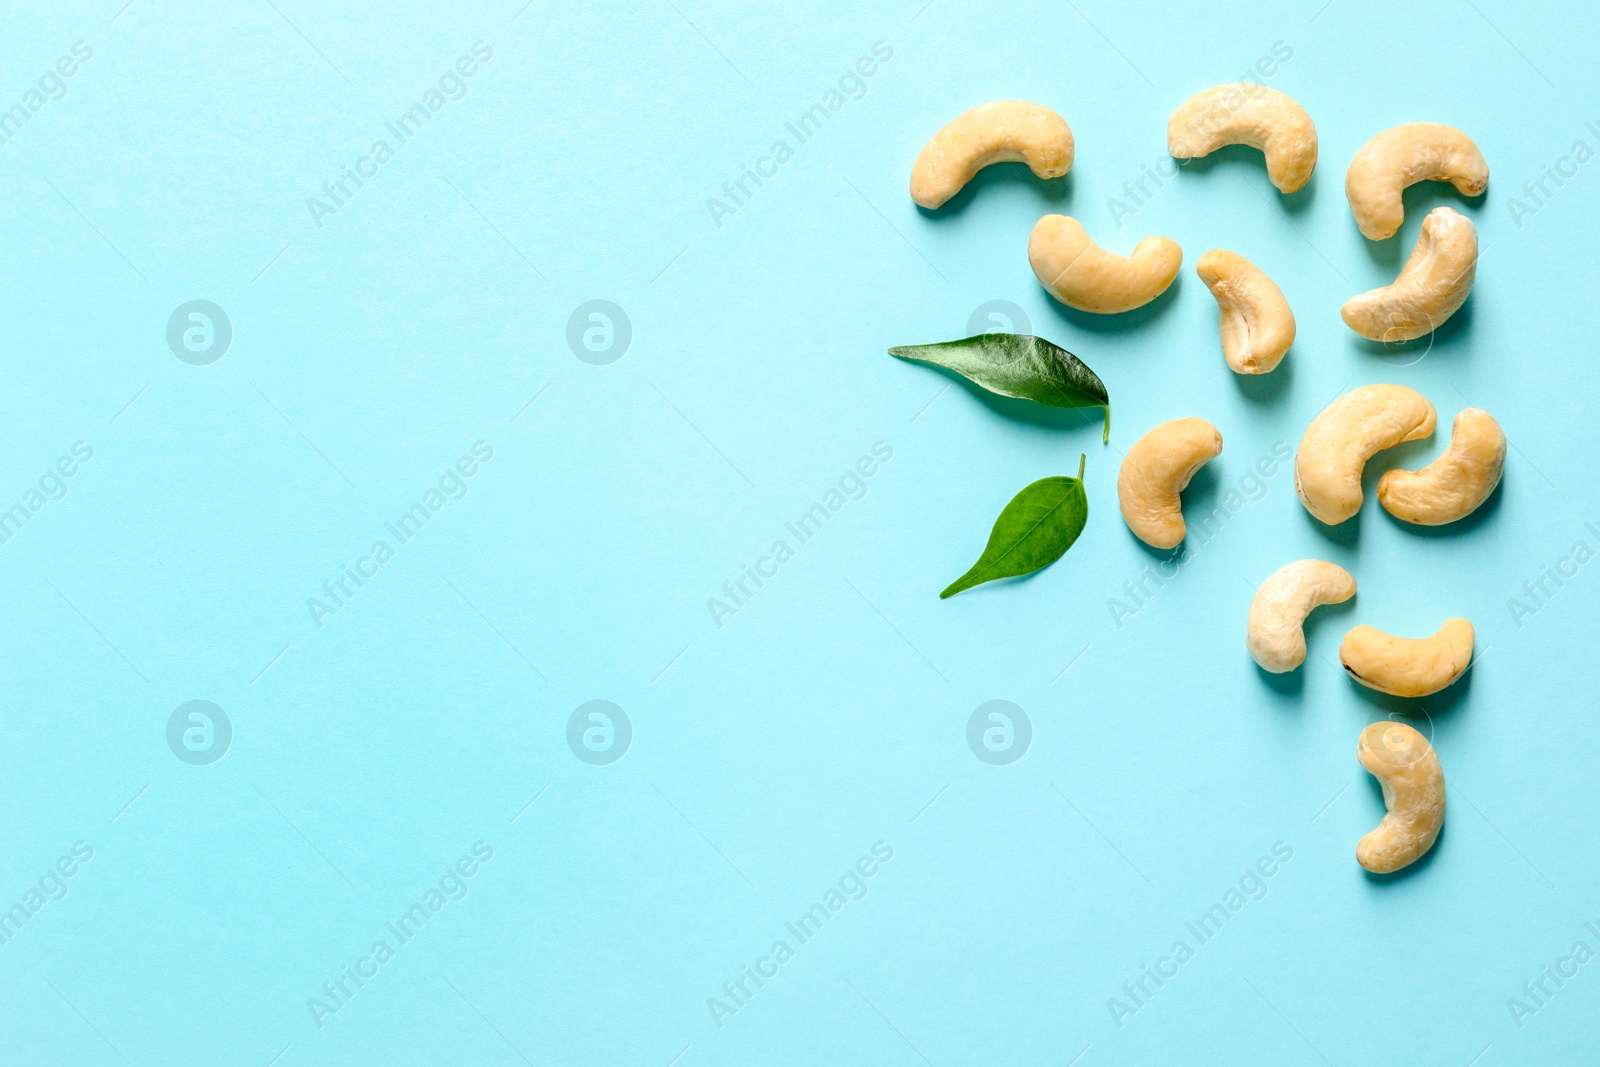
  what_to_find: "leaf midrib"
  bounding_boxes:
[969,483,1080,584]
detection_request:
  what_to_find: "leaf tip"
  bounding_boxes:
[939,575,972,599]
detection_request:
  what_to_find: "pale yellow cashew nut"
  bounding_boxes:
[1341,207,1478,342]
[1379,408,1505,525]
[909,101,1074,209]
[1246,560,1355,673]
[1345,122,1488,240]
[1196,250,1295,374]
[1294,385,1436,525]
[1340,618,1474,697]
[1167,84,1317,193]
[1117,418,1222,549]
[1029,216,1182,314]
[1357,722,1445,874]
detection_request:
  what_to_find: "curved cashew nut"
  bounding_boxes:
[1029,215,1182,314]
[1341,207,1477,342]
[1196,250,1295,374]
[1246,560,1355,673]
[1117,418,1223,549]
[1346,122,1488,240]
[1167,84,1317,193]
[910,101,1074,209]
[1379,408,1505,525]
[1294,385,1436,525]
[1340,618,1474,697]
[1357,722,1445,874]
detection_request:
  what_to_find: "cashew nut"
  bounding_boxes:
[1246,560,1355,673]
[1117,417,1222,549]
[910,102,1074,209]
[1196,250,1295,374]
[1340,618,1474,697]
[1341,207,1477,342]
[1357,722,1445,874]
[1379,408,1505,525]
[1345,122,1488,240]
[1167,84,1317,193]
[1029,215,1182,314]
[1294,385,1436,525]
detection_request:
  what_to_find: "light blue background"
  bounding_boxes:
[1,0,1596,1063]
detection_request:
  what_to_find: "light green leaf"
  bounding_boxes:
[941,456,1089,598]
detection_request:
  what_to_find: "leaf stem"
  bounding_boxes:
[1077,453,1086,481]
[1103,404,1110,443]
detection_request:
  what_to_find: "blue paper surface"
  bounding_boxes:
[1,1,1597,1063]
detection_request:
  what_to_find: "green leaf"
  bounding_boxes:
[941,455,1089,599]
[889,333,1111,442]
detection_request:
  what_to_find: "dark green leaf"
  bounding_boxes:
[889,333,1110,441]
[941,456,1089,599]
